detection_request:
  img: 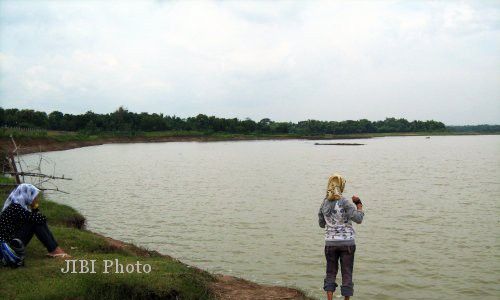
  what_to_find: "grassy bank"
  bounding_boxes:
[0,177,215,300]
[0,177,313,300]
[2,128,497,156]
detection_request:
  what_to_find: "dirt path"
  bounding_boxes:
[211,274,311,300]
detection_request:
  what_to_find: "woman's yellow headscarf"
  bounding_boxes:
[326,174,346,201]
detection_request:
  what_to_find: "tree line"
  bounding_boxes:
[0,107,446,135]
[446,125,500,133]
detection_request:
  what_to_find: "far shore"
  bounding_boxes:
[1,130,498,155]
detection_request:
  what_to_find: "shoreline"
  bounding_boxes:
[96,232,313,300]
[0,135,316,298]
[0,178,313,299]
[2,135,310,154]
[1,131,495,155]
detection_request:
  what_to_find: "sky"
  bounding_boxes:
[0,0,499,125]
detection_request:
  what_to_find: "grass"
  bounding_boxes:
[0,177,215,300]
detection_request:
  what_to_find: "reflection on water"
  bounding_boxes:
[24,136,500,299]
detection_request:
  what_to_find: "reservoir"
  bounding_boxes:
[23,135,500,299]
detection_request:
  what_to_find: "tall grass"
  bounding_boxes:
[0,127,48,138]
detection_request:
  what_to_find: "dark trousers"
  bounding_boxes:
[324,245,356,296]
[16,222,58,253]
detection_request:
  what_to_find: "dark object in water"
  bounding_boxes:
[314,143,364,146]
[426,137,431,139]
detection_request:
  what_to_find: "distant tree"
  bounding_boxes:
[271,122,291,134]
[358,119,376,133]
[13,109,48,128]
[240,118,257,133]
[48,111,64,130]
[0,107,4,126]
[447,124,500,132]
[164,115,185,131]
[1,106,451,135]
[3,109,19,127]
[110,106,133,131]
[194,114,210,131]
[257,118,272,133]
[138,112,166,131]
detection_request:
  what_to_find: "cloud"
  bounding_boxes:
[0,0,499,124]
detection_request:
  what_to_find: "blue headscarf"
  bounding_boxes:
[2,183,40,212]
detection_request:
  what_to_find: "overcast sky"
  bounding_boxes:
[1,0,499,125]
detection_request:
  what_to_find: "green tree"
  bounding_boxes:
[48,111,64,130]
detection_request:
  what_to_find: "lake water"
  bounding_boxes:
[22,136,500,299]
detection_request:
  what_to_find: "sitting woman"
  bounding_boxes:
[0,183,69,265]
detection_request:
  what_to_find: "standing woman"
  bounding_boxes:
[318,174,364,300]
[0,183,69,266]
